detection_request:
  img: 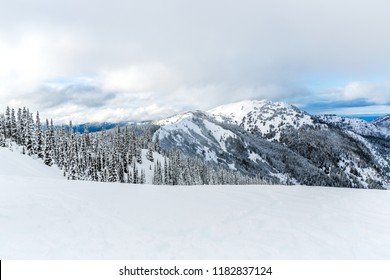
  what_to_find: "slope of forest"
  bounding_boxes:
[1,147,390,259]
[0,107,263,186]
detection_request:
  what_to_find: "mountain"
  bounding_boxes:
[2,100,389,189]
[317,114,390,139]
[154,100,390,189]
[64,121,129,133]
[372,114,390,129]
[208,99,320,141]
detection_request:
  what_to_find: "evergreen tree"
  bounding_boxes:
[43,119,54,166]
[146,143,154,162]
[140,169,145,184]
[132,163,139,184]
[10,108,17,141]
[5,106,11,139]
[36,112,44,159]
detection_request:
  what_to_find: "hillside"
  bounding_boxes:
[154,100,390,189]
[372,114,390,128]
[318,114,390,139]
[0,145,64,179]
[1,147,390,259]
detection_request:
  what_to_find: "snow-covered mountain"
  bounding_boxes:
[208,99,320,140]
[2,99,390,189]
[372,114,390,129]
[154,99,390,189]
[318,114,390,139]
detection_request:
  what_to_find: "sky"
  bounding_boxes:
[1,0,390,124]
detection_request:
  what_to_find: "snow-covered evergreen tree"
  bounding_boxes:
[35,112,44,159]
[146,143,154,162]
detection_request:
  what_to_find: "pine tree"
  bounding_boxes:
[164,157,169,185]
[153,160,163,185]
[5,106,11,139]
[10,108,17,141]
[0,113,5,147]
[43,119,54,166]
[25,110,35,155]
[136,145,142,164]
[16,108,22,145]
[133,163,138,184]
[36,112,44,159]
[107,155,118,182]
[146,142,154,162]
[154,133,161,153]
[140,169,145,184]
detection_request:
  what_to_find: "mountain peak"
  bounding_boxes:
[207,99,316,140]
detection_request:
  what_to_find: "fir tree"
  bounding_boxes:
[146,143,154,162]
[36,112,44,159]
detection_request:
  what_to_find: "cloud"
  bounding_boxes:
[341,81,390,104]
[302,81,390,115]
[1,0,390,121]
[100,63,180,93]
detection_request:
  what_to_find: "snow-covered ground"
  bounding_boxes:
[1,147,390,259]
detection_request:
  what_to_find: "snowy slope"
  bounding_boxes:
[136,149,167,184]
[318,114,390,139]
[372,114,390,129]
[208,99,319,141]
[0,146,64,179]
[1,147,390,259]
[154,111,241,164]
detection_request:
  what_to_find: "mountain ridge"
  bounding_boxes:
[1,99,389,189]
[153,99,390,189]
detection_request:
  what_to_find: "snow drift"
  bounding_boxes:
[1,147,390,259]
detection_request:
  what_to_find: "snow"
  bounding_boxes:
[372,114,390,128]
[155,112,206,143]
[155,112,195,126]
[0,145,64,179]
[135,149,167,184]
[207,99,263,123]
[248,151,266,163]
[227,163,236,170]
[1,147,390,259]
[208,99,317,141]
[318,114,390,139]
[203,119,236,152]
[203,147,218,163]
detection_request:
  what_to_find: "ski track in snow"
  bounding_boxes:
[1,147,390,259]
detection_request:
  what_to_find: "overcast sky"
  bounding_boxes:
[1,0,390,123]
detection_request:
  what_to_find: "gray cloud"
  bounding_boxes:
[1,0,390,122]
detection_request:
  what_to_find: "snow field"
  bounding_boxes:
[1,147,390,259]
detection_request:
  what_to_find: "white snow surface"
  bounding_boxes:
[0,146,64,179]
[203,119,236,152]
[154,112,205,143]
[1,147,390,259]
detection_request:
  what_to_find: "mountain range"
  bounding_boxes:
[152,99,390,189]
[1,99,389,189]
